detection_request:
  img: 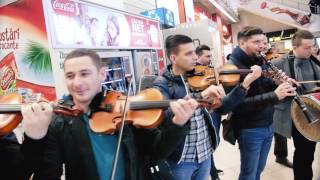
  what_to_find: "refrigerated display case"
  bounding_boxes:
[97,51,135,95]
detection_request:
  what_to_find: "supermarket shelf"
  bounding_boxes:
[102,79,123,84]
[105,67,122,72]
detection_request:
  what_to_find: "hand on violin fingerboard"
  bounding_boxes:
[21,102,53,140]
[200,84,226,101]
[170,98,198,126]
[242,65,262,89]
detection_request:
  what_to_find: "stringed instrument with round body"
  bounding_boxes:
[89,88,213,134]
[0,93,83,136]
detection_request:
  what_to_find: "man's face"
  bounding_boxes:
[240,34,265,57]
[293,39,314,59]
[198,50,212,66]
[64,56,105,105]
[170,43,197,72]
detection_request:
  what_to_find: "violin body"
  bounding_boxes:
[187,65,216,91]
[89,88,165,134]
[187,64,249,91]
[0,93,22,136]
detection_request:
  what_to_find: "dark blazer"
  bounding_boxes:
[32,93,189,180]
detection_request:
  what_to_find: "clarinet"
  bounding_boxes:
[262,56,319,124]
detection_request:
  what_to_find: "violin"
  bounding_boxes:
[187,64,253,91]
[89,88,214,134]
[0,93,83,136]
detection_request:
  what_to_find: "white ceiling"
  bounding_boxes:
[237,10,294,33]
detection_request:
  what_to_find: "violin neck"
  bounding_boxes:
[129,100,172,110]
[0,104,21,113]
[220,69,253,75]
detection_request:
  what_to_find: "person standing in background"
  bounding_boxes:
[195,44,223,180]
[272,30,320,180]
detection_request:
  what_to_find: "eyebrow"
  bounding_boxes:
[65,69,91,75]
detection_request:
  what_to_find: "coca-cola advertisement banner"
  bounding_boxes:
[239,0,320,32]
[46,0,161,49]
[0,0,56,101]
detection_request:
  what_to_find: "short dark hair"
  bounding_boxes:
[165,34,193,58]
[292,30,314,47]
[195,44,211,56]
[237,26,264,41]
[64,49,102,69]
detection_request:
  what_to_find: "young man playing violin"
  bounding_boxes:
[153,34,262,179]
[18,48,199,180]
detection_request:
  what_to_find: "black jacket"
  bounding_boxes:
[30,92,189,180]
[0,132,46,180]
[229,47,279,129]
[153,65,248,162]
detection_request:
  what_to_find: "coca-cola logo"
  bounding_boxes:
[1,67,15,90]
[52,0,76,17]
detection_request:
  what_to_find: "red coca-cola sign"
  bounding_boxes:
[51,0,76,17]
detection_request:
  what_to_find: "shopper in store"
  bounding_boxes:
[272,30,320,180]
[153,34,263,179]
[263,38,294,169]
[195,44,223,180]
[18,48,202,180]
[261,35,293,168]
[228,26,296,180]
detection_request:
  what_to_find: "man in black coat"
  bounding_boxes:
[228,26,296,180]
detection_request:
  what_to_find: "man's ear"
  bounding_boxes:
[292,46,297,52]
[239,39,245,47]
[99,67,106,82]
[169,54,176,64]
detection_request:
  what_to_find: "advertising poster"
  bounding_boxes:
[46,0,161,49]
[240,0,320,32]
[134,51,152,82]
[0,0,56,101]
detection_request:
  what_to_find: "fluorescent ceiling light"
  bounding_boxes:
[208,0,237,23]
